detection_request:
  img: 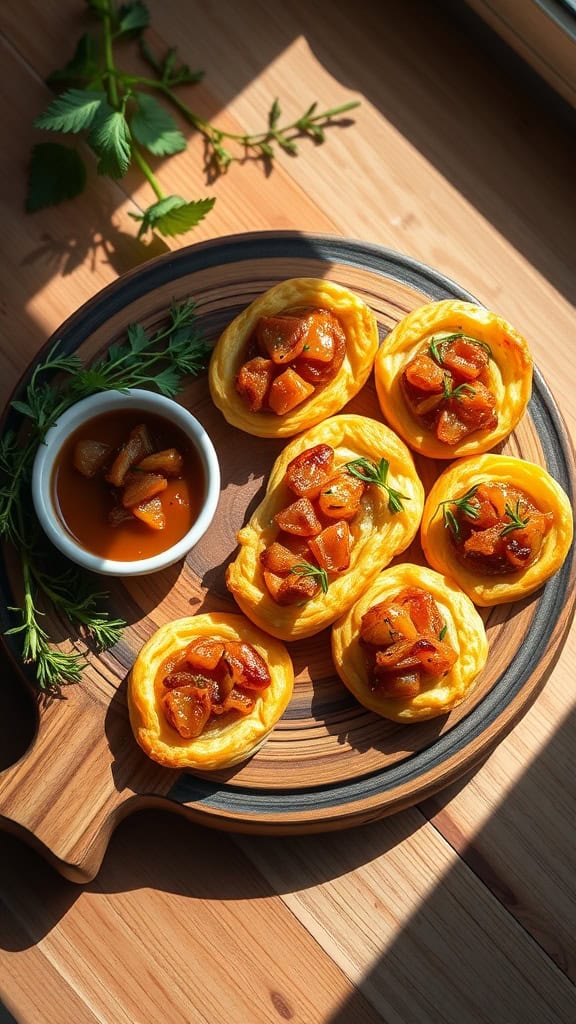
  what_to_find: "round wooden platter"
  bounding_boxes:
[0,231,574,882]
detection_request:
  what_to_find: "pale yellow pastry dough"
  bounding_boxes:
[421,454,574,605]
[208,277,379,437]
[331,563,488,722]
[128,613,294,769]
[374,299,533,458]
[226,414,425,640]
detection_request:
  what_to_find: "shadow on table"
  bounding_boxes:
[13,0,576,322]
[0,4,575,1018]
[0,703,573,1022]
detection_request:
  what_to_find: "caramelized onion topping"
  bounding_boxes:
[441,481,553,574]
[160,639,271,738]
[401,336,498,445]
[359,586,457,698]
[235,307,346,415]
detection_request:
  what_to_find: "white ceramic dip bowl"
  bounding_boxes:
[32,388,220,576]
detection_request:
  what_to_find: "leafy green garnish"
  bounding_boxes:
[34,88,108,134]
[130,92,186,156]
[128,195,215,239]
[442,377,476,401]
[345,457,409,515]
[46,34,102,88]
[435,485,480,539]
[90,108,132,177]
[290,562,329,594]
[499,500,530,537]
[116,0,150,35]
[27,0,359,237]
[438,623,447,641]
[428,332,493,366]
[1,300,210,694]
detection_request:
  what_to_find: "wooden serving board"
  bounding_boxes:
[0,231,574,882]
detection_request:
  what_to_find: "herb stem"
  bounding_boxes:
[103,6,119,109]
[131,145,165,200]
[132,75,359,152]
[2,301,208,693]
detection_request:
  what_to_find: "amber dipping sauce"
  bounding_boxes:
[52,410,206,562]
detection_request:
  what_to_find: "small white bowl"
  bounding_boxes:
[32,389,221,576]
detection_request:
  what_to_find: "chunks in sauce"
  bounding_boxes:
[401,333,497,445]
[236,307,346,415]
[259,443,373,605]
[359,586,457,698]
[160,637,271,739]
[54,410,204,562]
[440,481,553,573]
[74,422,182,531]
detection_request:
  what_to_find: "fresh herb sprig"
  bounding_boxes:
[290,562,329,595]
[27,0,359,238]
[428,333,493,366]
[442,377,476,401]
[1,300,209,695]
[435,485,480,539]
[345,457,409,515]
[499,500,530,537]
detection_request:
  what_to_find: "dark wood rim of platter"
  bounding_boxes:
[0,231,574,864]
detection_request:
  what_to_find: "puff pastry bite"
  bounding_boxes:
[374,299,532,458]
[226,414,425,641]
[128,613,294,769]
[421,454,574,606]
[331,563,488,722]
[208,277,379,437]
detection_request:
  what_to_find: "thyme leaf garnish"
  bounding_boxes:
[290,561,329,594]
[442,377,476,401]
[434,485,480,539]
[345,457,409,514]
[428,332,493,366]
[499,500,531,536]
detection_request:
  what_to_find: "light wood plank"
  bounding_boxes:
[422,628,576,981]
[0,1,574,1021]
[236,811,576,1023]
[0,818,382,1024]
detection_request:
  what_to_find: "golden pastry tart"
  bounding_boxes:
[374,299,532,458]
[208,277,379,437]
[128,613,294,770]
[421,454,574,606]
[226,414,425,641]
[331,563,488,722]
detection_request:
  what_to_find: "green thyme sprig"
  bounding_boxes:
[345,457,409,515]
[499,500,531,537]
[435,485,480,539]
[290,561,329,594]
[1,299,209,694]
[428,332,493,366]
[27,0,359,238]
[442,377,476,401]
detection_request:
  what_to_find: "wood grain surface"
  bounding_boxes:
[1,1,575,1022]
[1,236,573,881]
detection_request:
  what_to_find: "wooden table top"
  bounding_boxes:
[0,2,574,1021]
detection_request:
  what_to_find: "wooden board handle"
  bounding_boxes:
[0,681,175,881]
